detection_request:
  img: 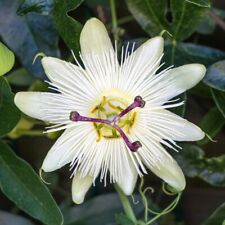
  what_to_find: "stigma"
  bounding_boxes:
[70,96,145,152]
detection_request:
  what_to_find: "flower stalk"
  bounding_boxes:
[114,184,137,224]
[110,0,119,40]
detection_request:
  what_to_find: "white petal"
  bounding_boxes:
[116,159,138,195]
[72,172,93,204]
[142,108,204,141]
[41,57,97,102]
[79,18,118,90]
[119,37,164,94]
[15,92,45,120]
[80,18,113,55]
[150,155,186,192]
[14,92,59,121]
[42,125,91,172]
[124,36,164,72]
[148,64,206,105]
[14,91,75,124]
[132,133,185,191]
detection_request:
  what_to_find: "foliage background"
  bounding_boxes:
[0,0,225,225]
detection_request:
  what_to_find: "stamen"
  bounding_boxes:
[112,96,145,123]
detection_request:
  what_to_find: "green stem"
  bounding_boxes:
[171,39,177,65]
[117,16,133,26]
[114,184,137,224]
[17,129,45,136]
[110,0,118,40]
[107,16,133,30]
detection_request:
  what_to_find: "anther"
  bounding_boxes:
[70,111,80,121]
[130,141,142,152]
[134,96,145,108]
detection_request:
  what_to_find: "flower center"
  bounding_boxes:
[70,95,145,152]
[90,96,136,140]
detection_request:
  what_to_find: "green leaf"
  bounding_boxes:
[196,13,215,35]
[211,88,225,118]
[0,210,34,225]
[17,0,53,15]
[17,0,83,52]
[53,0,83,53]
[0,0,59,79]
[64,193,122,225]
[0,141,63,225]
[204,60,225,91]
[0,77,21,136]
[63,193,143,225]
[203,202,225,225]
[7,68,35,87]
[125,0,209,41]
[185,0,211,8]
[125,0,167,37]
[190,82,211,98]
[164,43,225,67]
[175,145,225,186]
[198,107,225,145]
[0,42,15,76]
[170,0,209,40]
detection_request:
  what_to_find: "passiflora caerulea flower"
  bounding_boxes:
[14,18,206,204]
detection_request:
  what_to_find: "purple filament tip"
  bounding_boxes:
[112,96,145,123]
[130,141,142,152]
[70,111,80,121]
[134,96,145,108]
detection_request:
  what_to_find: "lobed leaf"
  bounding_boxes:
[16,0,83,53]
[0,0,59,79]
[126,0,209,41]
[175,145,225,187]
[53,0,83,53]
